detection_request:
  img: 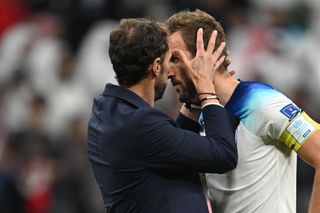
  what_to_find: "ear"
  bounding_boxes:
[150,57,161,77]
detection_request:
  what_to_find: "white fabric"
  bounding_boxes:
[206,82,298,213]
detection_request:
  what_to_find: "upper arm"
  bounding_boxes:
[246,91,319,153]
[278,111,320,151]
[297,129,320,169]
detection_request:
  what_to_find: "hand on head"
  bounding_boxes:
[172,28,226,93]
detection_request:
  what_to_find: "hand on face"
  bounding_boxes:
[172,28,226,93]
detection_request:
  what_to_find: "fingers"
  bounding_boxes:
[196,28,205,56]
[213,55,226,70]
[225,50,232,66]
[226,58,232,66]
[212,42,226,62]
[172,48,189,67]
[206,30,217,54]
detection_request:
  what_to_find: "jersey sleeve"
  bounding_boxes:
[249,91,320,152]
[134,106,237,173]
[278,111,320,151]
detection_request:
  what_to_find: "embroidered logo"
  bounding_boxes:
[280,103,300,120]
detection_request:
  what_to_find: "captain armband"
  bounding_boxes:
[279,111,320,152]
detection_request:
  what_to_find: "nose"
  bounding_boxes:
[167,65,175,79]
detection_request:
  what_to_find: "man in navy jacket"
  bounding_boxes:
[87,18,238,213]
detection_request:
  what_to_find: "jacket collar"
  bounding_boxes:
[103,83,151,108]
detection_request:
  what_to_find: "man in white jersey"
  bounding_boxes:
[166,9,320,213]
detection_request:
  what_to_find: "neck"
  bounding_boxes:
[214,72,239,106]
[128,78,155,107]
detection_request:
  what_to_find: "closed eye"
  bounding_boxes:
[170,54,179,63]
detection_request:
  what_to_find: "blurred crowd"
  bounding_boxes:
[0,0,319,212]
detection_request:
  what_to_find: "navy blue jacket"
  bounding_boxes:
[87,84,238,213]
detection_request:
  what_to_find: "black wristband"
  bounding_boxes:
[198,92,216,96]
[184,103,201,110]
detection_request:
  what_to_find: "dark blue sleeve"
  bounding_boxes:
[135,105,238,174]
[176,113,201,133]
[202,105,238,172]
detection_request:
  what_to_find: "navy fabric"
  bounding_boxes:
[87,84,238,213]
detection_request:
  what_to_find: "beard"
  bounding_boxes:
[154,63,168,101]
[177,80,198,104]
[154,81,167,101]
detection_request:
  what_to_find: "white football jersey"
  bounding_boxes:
[206,81,320,213]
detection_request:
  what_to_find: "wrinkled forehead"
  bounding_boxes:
[169,31,193,59]
[169,31,187,51]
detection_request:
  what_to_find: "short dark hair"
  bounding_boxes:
[109,18,169,87]
[165,9,228,69]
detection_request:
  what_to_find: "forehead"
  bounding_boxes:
[169,31,188,52]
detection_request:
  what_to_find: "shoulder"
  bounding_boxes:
[245,81,297,122]
[243,81,287,108]
[228,81,290,119]
[233,81,301,137]
[248,84,296,123]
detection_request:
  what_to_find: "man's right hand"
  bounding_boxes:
[172,28,226,94]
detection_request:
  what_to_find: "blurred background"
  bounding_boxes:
[0,0,319,212]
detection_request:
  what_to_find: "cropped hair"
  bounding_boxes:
[109,18,169,87]
[166,9,228,69]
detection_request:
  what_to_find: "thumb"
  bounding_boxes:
[172,48,189,66]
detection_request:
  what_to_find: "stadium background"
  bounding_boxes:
[0,0,319,212]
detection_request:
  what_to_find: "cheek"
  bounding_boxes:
[174,65,184,77]
[180,69,189,82]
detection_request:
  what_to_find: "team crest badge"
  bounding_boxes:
[280,103,300,120]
